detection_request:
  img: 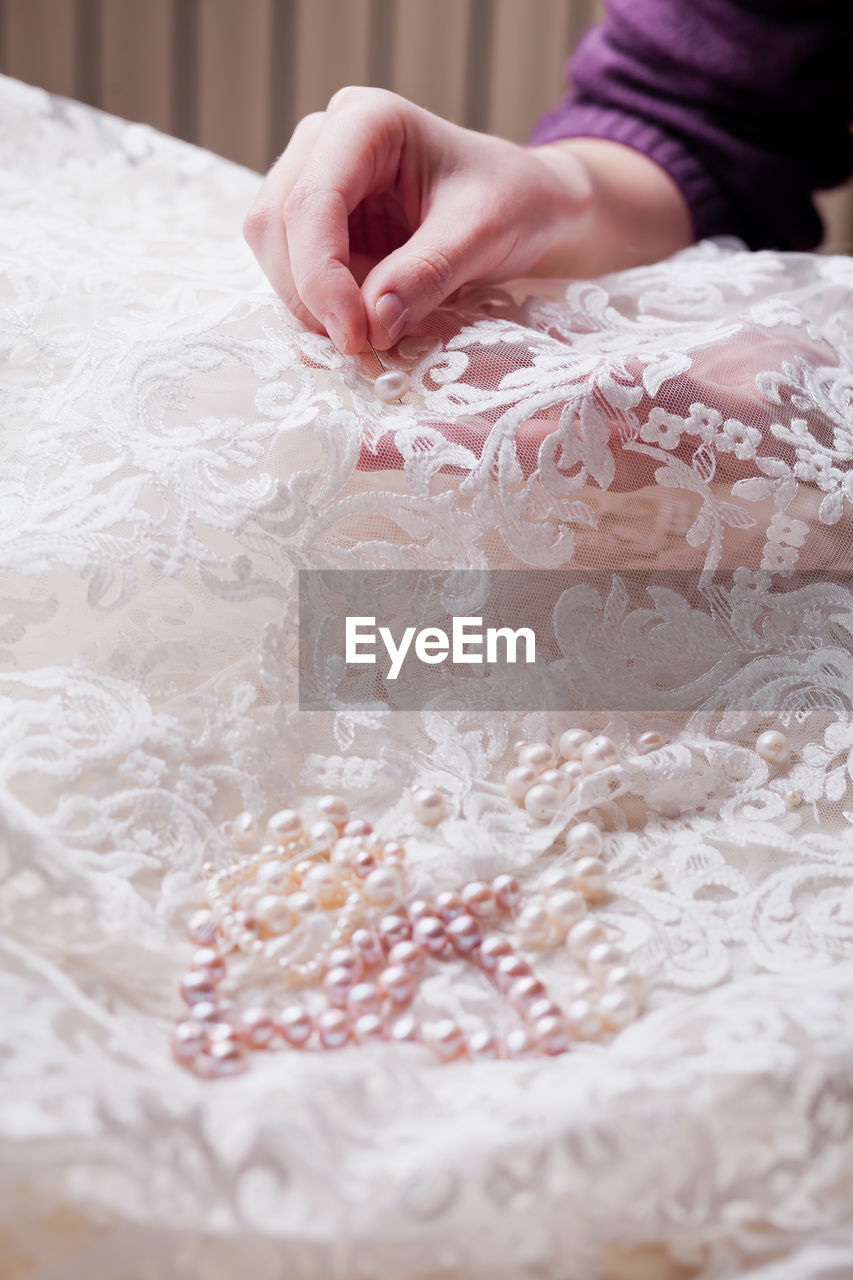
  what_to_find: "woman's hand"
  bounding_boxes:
[243,86,692,354]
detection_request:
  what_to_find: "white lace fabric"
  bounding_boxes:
[2,74,853,1279]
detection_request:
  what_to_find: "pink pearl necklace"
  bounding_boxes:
[171,793,639,1076]
[172,721,796,1076]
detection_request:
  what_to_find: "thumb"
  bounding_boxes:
[361,196,501,348]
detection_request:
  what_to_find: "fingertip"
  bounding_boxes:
[375,292,409,345]
[322,305,366,356]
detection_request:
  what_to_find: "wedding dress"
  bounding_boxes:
[2,73,853,1280]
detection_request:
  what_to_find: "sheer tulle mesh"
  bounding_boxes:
[3,74,853,1280]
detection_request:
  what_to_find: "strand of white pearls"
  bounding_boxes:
[172,795,643,1075]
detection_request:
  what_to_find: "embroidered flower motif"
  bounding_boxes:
[761,542,799,570]
[684,403,722,442]
[732,568,771,598]
[716,418,762,460]
[766,512,808,548]
[794,447,839,491]
[639,408,684,450]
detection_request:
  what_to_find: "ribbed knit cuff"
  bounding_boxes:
[527,101,733,244]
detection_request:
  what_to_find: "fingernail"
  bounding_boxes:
[323,312,349,354]
[375,292,408,343]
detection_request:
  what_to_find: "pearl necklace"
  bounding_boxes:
[171,793,642,1076]
[172,723,794,1076]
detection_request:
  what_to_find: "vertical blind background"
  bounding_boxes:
[0,0,851,250]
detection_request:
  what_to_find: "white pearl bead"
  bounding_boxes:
[541,865,575,894]
[505,1027,537,1058]
[567,917,606,961]
[171,1020,208,1061]
[315,794,350,828]
[181,971,217,1005]
[190,1000,223,1024]
[206,1038,246,1076]
[637,730,665,754]
[192,947,226,982]
[317,1009,350,1049]
[461,881,496,917]
[570,974,598,1003]
[330,840,357,873]
[524,783,562,821]
[267,808,303,843]
[362,867,402,907]
[255,859,291,894]
[288,890,316,915]
[343,818,372,838]
[348,982,382,1017]
[377,914,410,947]
[411,787,446,825]
[308,819,339,852]
[324,965,356,1008]
[187,909,217,946]
[379,964,414,1004]
[255,893,293,935]
[428,1019,466,1060]
[587,942,626,981]
[237,1007,276,1048]
[515,902,552,948]
[574,856,609,901]
[233,811,258,847]
[560,760,585,787]
[604,965,644,1000]
[353,1014,385,1043]
[567,998,603,1040]
[784,789,803,810]
[374,369,411,402]
[327,947,363,979]
[535,1014,571,1056]
[278,1006,312,1045]
[566,821,603,859]
[447,913,482,953]
[390,1014,420,1043]
[412,916,447,953]
[508,975,547,1014]
[581,735,620,772]
[478,934,514,971]
[599,990,639,1030]
[351,929,383,965]
[494,954,532,993]
[527,997,562,1024]
[756,729,791,766]
[434,892,465,921]
[388,940,425,975]
[492,874,522,910]
[506,765,538,802]
[304,863,345,908]
[545,889,587,937]
[467,1029,499,1059]
[539,768,570,794]
[518,742,556,772]
[558,728,591,761]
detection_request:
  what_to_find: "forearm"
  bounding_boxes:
[531,138,694,278]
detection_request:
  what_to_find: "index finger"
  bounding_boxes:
[283,89,408,355]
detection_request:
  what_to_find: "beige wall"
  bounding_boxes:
[0,0,850,250]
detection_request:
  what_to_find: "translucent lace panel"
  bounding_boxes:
[2,74,853,1280]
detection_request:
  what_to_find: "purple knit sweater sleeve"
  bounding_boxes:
[529,0,853,250]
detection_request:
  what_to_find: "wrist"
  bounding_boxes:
[530,138,694,277]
